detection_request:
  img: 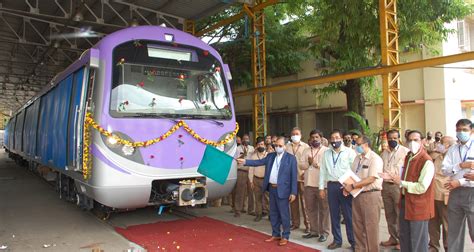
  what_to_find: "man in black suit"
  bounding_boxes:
[237,136,298,246]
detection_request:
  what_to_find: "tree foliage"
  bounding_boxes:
[286,0,470,129]
[196,5,310,88]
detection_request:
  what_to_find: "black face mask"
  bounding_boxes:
[311,141,321,148]
[427,136,432,140]
[331,141,342,149]
[237,143,241,146]
[242,140,250,146]
[435,136,441,142]
[343,139,352,145]
[388,140,398,149]
[257,147,265,153]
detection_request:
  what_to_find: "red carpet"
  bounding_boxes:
[115,216,318,252]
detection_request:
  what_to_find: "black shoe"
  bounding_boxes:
[262,212,268,217]
[302,233,319,239]
[341,219,346,224]
[254,215,262,222]
[318,235,327,242]
[327,242,342,250]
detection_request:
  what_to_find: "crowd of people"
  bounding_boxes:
[221,118,474,252]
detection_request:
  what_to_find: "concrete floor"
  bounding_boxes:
[1,149,473,252]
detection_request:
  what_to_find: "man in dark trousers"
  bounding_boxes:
[237,136,298,246]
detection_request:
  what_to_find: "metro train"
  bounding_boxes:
[4,26,238,215]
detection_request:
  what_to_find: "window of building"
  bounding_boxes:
[457,20,470,51]
[269,113,296,137]
[315,110,349,137]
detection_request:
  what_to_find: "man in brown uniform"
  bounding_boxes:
[380,129,409,249]
[300,129,330,241]
[428,136,454,252]
[343,135,383,252]
[249,137,269,221]
[286,127,310,232]
[233,134,254,217]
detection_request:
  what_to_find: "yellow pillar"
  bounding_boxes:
[379,0,401,129]
[251,0,267,138]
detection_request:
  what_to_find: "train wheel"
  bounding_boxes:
[92,202,113,221]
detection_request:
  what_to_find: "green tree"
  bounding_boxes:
[286,0,470,129]
[197,5,310,88]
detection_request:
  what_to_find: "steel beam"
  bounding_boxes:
[233,51,474,97]
[379,0,401,129]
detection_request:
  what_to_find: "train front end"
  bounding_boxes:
[83,26,238,209]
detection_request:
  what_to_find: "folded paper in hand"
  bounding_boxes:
[338,170,366,198]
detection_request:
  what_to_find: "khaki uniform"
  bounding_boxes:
[428,154,450,251]
[380,145,409,244]
[248,151,269,216]
[233,145,254,214]
[428,141,442,160]
[286,141,310,229]
[351,150,383,252]
[300,145,330,236]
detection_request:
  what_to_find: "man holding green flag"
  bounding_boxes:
[237,136,298,246]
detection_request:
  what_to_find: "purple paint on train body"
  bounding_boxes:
[94,26,236,170]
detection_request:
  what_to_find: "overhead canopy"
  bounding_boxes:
[0,0,251,113]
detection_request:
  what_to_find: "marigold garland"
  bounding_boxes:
[81,113,239,180]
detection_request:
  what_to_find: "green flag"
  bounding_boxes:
[198,145,234,185]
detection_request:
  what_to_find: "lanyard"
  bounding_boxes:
[388,145,399,166]
[292,144,301,156]
[459,140,473,162]
[355,158,364,173]
[311,147,322,161]
[257,151,266,160]
[332,151,343,168]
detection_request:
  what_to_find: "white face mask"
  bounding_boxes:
[275,146,285,154]
[291,135,301,143]
[408,141,421,154]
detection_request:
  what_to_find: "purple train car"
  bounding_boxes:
[4,26,238,214]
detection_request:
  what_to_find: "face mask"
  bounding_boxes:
[427,136,432,140]
[388,140,398,149]
[352,140,356,145]
[311,140,321,148]
[435,136,441,142]
[456,131,471,143]
[355,145,365,154]
[331,141,342,149]
[343,139,352,146]
[291,135,301,143]
[275,146,285,154]
[237,143,241,146]
[408,141,421,154]
[436,144,445,153]
[242,140,250,146]
[257,146,265,153]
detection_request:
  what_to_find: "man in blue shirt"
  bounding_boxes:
[237,136,297,246]
[319,130,357,250]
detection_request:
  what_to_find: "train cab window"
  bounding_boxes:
[110,40,232,120]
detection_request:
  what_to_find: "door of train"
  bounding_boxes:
[67,67,96,170]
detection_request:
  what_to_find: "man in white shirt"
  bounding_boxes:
[441,118,474,252]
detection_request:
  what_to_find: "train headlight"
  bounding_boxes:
[106,136,118,146]
[122,145,135,156]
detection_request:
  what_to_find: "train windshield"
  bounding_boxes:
[110,40,232,120]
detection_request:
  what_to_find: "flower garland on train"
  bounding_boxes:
[81,112,239,179]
